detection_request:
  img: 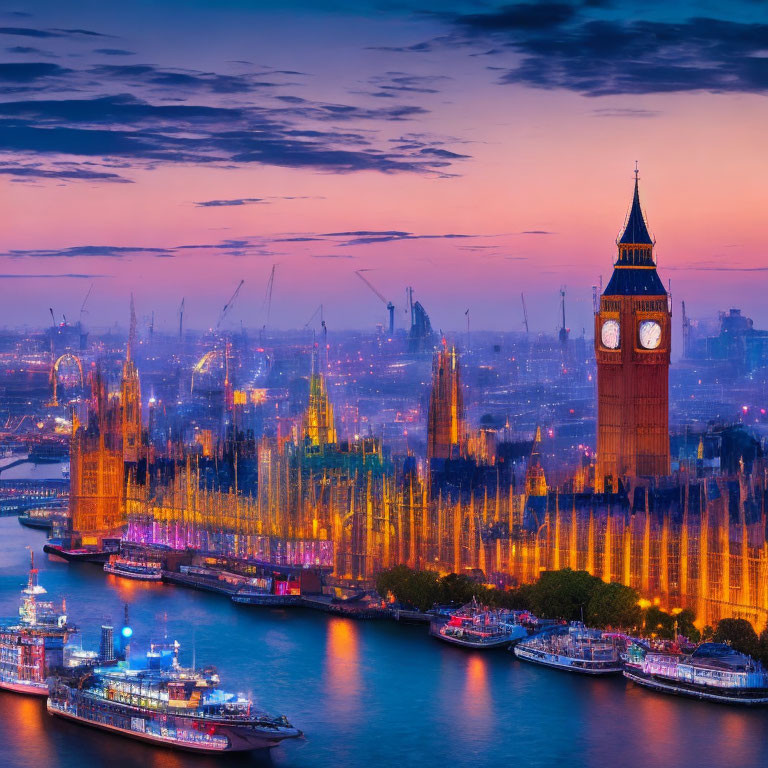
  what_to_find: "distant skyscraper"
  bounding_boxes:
[407,287,435,354]
[427,341,465,462]
[595,173,671,488]
[99,623,115,662]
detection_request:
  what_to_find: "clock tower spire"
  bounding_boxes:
[595,170,670,490]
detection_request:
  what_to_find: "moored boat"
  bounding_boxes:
[47,642,301,752]
[432,598,530,649]
[104,556,163,582]
[232,589,301,607]
[44,540,120,563]
[0,553,75,696]
[514,622,625,674]
[623,642,768,704]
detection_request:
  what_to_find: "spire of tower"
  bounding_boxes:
[618,169,653,246]
[310,338,319,377]
[525,426,547,496]
[127,294,137,362]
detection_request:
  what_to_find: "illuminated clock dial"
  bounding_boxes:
[601,319,620,349]
[639,320,662,350]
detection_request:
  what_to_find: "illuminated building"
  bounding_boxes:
[595,172,671,489]
[120,361,768,632]
[99,624,115,662]
[427,342,464,462]
[69,367,125,545]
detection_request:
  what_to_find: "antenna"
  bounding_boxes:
[560,287,566,331]
[558,287,569,350]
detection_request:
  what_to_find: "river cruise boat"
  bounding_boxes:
[104,556,163,582]
[432,599,529,649]
[0,553,74,696]
[232,589,301,607]
[514,623,625,674]
[623,642,768,704]
[47,642,301,752]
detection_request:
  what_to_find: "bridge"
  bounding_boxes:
[0,478,69,516]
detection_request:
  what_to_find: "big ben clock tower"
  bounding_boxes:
[595,171,670,490]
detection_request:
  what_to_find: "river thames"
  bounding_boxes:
[1,517,767,768]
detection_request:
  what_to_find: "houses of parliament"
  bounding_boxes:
[63,176,768,632]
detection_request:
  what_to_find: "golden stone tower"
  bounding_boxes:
[427,341,464,462]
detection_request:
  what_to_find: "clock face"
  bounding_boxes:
[601,319,620,349]
[639,320,662,350]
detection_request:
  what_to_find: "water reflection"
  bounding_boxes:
[324,618,360,709]
[1,694,54,766]
[615,683,684,763]
[105,573,164,602]
[465,655,489,715]
[461,654,492,743]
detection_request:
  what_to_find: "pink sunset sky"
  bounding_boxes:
[1,1,767,343]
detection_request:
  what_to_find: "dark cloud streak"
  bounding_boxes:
[445,4,768,96]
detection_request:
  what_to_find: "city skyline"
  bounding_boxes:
[2,1,767,337]
[3,5,768,767]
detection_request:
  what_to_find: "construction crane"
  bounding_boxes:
[216,280,245,330]
[354,270,395,336]
[304,304,324,329]
[520,292,529,335]
[262,265,277,331]
[178,297,185,342]
[79,283,93,326]
[465,308,470,352]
